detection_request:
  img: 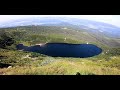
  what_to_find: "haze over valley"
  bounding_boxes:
[0,15,120,75]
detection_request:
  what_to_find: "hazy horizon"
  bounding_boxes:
[0,15,120,27]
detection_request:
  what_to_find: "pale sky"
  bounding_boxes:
[0,15,120,27]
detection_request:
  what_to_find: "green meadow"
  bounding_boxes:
[0,26,120,75]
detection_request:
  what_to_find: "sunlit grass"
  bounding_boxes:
[1,59,120,75]
[0,26,120,75]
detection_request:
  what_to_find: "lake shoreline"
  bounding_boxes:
[16,43,102,58]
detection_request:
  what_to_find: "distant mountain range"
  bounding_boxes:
[0,17,120,38]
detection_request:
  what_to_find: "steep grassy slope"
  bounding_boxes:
[0,48,120,75]
[1,26,120,47]
[0,25,120,75]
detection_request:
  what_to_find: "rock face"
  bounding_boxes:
[8,66,12,68]
[36,43,46,46]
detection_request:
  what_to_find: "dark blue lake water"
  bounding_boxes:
[16,43,102,58]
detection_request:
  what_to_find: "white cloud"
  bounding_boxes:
[88,24,99,29]
[0,15,120,27]
[73,15,120,27]
[0,15,32,23]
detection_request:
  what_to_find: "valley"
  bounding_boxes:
[0,24,120,75]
